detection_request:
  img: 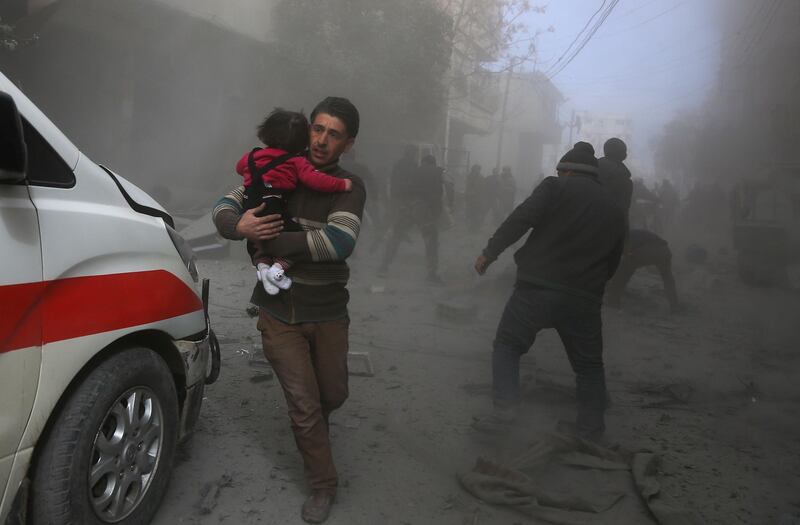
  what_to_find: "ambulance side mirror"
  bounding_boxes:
[0,91,27,184]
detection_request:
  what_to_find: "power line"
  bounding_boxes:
[739,0,784,64]
[544,0,608,77]
[546,0,621,80]
[592,0,689,40]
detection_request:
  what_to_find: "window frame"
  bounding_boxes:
[21,117,76,189]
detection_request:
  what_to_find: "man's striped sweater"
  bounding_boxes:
[212,164,366,324]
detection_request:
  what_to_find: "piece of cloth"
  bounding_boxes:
[459,433,703,525]
[605,230,678,309]
[212,162,365,324]
[459,435,627,525]
[632,453,706,525]
[236,147,349,192]
[257,311,349,491]
[482,173,626,301]
[597,156,633,216]
[492,284,606,436]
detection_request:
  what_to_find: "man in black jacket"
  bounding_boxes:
[597,137,633,219]
[474,142,626,440]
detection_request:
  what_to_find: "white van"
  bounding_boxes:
[0,72,219,524]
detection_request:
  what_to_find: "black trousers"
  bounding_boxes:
[492,283,606,436]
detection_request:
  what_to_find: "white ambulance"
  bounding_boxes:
[0,72,219,524]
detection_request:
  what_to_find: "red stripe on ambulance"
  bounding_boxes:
[0,270,203,353]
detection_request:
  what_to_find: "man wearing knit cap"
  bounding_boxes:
[473,142,626,440]
[597,137,634,219]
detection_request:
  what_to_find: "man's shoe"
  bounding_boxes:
[301,490,335,524]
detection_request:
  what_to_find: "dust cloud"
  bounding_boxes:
[2,1,799,523]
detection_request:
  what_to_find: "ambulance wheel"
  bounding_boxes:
[30,347,179,525]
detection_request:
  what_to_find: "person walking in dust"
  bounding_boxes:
[377,154,446,284]
[212,97,364,524]
[473,142,626,441]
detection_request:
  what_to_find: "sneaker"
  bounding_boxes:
[267,263,292,290]
[301,489,335,523]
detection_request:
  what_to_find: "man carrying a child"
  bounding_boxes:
[212,97,365,524]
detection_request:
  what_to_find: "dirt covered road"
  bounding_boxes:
[153,225,800,525]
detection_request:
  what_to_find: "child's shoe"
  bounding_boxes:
[267,263,292,290]
[256,263,280,295]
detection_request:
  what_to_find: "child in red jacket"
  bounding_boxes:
[237,109,352,295]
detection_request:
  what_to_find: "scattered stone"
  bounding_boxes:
[198,473,234,515]
[343,416,362,429]
[348,351,375,377]
[249,372,273,383]
[436,300,478,324]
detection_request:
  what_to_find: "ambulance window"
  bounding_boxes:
[21,119,76,188]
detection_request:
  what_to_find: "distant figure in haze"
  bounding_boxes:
[465,164,485,229]
[605,229,680,313]
[341,149,384,230]
[388,144,418,206]
[236,108,353,295]
[473,142,626,442]
[597,137,633,221]
[630,177,661,231]
[657,179,680,227]
[493,165,517,224]
[483,167,501,227]
[378,154,446,284]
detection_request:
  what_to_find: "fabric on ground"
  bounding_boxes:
[459,432,703,525]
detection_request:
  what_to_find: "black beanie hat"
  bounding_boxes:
[603,137,627,161]
[557,141,598,175]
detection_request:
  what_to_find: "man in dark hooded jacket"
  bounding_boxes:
[597,137,633,219]
[473,142,626,440]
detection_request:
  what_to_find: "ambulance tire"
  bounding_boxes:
[29,347,179,525]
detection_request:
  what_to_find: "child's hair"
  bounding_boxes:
[256,108,309,154]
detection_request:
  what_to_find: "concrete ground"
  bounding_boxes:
[152,217,800,525]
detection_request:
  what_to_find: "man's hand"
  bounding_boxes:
[474,254,494,275]
[235,204,284,242]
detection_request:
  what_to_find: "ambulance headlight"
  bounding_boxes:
[166,225,199,282]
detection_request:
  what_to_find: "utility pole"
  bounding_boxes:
[568,109,576,145]
[494,64,513,173]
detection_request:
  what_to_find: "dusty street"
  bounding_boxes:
[153,223,800,525]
